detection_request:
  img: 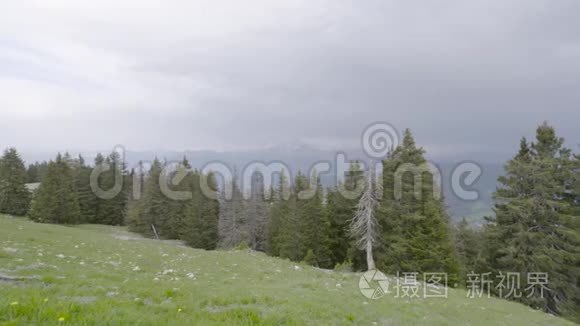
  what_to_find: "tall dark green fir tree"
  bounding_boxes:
[267,170,290,256]
[377,129,460,283]
[454,217,484,277]
[483,122,579,320]
[183,170,220,250]
[0,148,31,216]
[72,155,97,223]
[92,152,128,226]
[127,158,170,237]
[327,162,365,269]
[302,172,333,268]
[29,154,81,224]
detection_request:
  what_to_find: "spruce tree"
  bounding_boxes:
[72,155,97,223]
[267,170,290,256]
[126,161,148,233]
[127,158,170,237]
[483,123,579,320]
[92,152,128,226]
[27,163,39,183]
[378,129,460,283]
[0,148,31,216]
[278,172,309,261]
[164,158,194,240]
[327,162,365,269]
[302,172,333,268]
[454,217,484,277]
[27,161,49,183]
[183,171,220,250]
[275,171,332,267]
[29,154,81,224]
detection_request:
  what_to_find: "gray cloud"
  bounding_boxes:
[0,0,578,160]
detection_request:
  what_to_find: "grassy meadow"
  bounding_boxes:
[0,216,574,325]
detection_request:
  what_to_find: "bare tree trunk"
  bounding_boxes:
[351,165,379,272]
[151,224,160,240]
[366,241,376,270]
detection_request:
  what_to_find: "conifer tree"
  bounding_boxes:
[483,122,579,319]
[27,161,48,183]
[27,163,39,183]
[267,170,290,256]
[92,152,128,226]
[126,161,147,233]
[453,217,483,277]
[0,148,31,216]
[182,170,220,250]
[327,162,365,268]
[126,158,220,248]
[275,171,332,267]
[278,172,309,261]
[378,129,460,282]
[302,172,333,268]
[304,249,317,266]
[164,158,194,240]
[127,158,170,237]
[29,154,81,224]
[72,155,97,223]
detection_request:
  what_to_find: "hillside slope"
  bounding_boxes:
[0,216,574,325]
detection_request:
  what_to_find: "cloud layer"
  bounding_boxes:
[1,0,578,160]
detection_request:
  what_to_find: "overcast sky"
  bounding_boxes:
[1,0,578,161]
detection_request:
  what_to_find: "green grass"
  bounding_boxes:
[0,216,575,325]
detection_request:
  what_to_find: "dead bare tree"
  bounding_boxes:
[350,164,380,271]
[246,171,269,251]
[218,176,249,248]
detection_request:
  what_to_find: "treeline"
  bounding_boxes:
[26,161,49,183]
[0,150,129,224]
[28,152,129,225]
[0,122,577,322]
[3,131,458,278]
[264,130,460,283]
[125,158,220,250]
